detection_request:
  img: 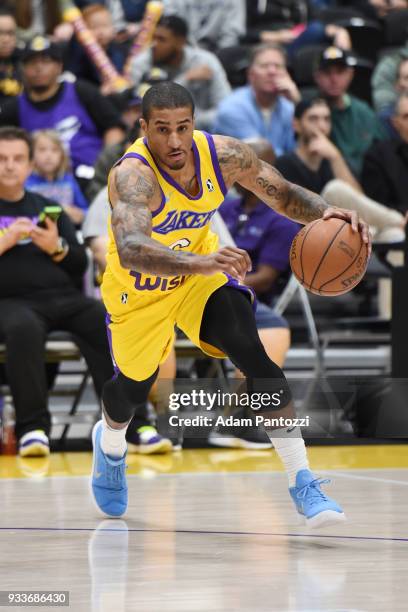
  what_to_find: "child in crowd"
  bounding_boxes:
[26,130,88,226]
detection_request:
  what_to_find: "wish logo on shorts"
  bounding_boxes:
[130,271,187,292]
[154,208,217,234]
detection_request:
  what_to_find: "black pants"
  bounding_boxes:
[0,290,114,440]
[103,286,291,424]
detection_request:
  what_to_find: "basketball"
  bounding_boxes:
[290,218,369,296]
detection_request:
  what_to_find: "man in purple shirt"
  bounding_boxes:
[0,36,125,177]
[220,196,300,304]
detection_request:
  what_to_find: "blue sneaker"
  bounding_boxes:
[289,469,346,528]
[91,421,128,518]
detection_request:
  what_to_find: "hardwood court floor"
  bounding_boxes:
[1,446,408,612]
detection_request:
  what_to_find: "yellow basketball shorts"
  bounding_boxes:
[102,271,254,381]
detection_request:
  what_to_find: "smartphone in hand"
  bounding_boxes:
[37,205,62,228]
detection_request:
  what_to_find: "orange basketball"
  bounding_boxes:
[290,218,369,296]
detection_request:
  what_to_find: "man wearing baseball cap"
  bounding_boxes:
[20,35,64,64]
[0,35,125,179]
[313,46,386,178]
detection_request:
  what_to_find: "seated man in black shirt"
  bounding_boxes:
[275,97,405,242]
[0,126,114,457]
[362,92,408,216]
[0,36,125,178]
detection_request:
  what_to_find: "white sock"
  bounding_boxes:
[268,426,310,487]
[100,412,127,458]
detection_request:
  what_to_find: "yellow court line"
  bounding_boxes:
[1,445,408,480]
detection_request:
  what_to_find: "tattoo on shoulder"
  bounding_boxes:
[215,136,260,185]
[114,162,155,204]
[111,198,152,246]
[111,161,156,247]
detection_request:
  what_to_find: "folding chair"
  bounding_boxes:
[0,331,91,448]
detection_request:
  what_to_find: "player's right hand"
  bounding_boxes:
[199,247,252,281]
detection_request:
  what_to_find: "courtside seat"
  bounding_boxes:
[0,331,91,444]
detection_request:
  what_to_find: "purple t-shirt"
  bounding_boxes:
[18,82,103,170]
[219,196,300,299]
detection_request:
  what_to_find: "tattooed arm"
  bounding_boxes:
[214,135,370,243]
[109,158,252,277]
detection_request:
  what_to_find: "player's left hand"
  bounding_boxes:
[30,217,60,255]
[322,206,372,256]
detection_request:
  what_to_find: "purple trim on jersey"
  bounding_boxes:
[113,152,166,218]
[105,313,120,378]
[114,151,151,168]
[202,131,227,196]
[143,137,204,201]
[224,274,258,313]
[151,193,166,217]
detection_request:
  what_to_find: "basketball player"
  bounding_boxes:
[91,82,370,527]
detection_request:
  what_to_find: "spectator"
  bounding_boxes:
[0,36,125,179]
[119,0,149,22]
[313,46,386,177]
[245,0,309,42]
[66,4,132,96]
[86,70,166,202]
[163,0,246,51]
[372,41,408,114]
[0,126,114,457]
[129,15,231,131]
[26,129,88,226]
[362,92,408,215]
[244,0,351,59]
[119,89,143,128]
[75,0,143,32]
[276,98,405,242]
[378,57,408,136]
[13,0,63,40]
[213,43,297,156]
[0,8,22,108]
[352,0,408,22]
[82,186,111,275]
[86,123,140,204]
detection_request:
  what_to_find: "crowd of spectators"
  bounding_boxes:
[2,0,408,455]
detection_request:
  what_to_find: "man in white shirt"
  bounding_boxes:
[129,15,231,130]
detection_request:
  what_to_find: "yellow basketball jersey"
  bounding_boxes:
[105,130,228,296]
